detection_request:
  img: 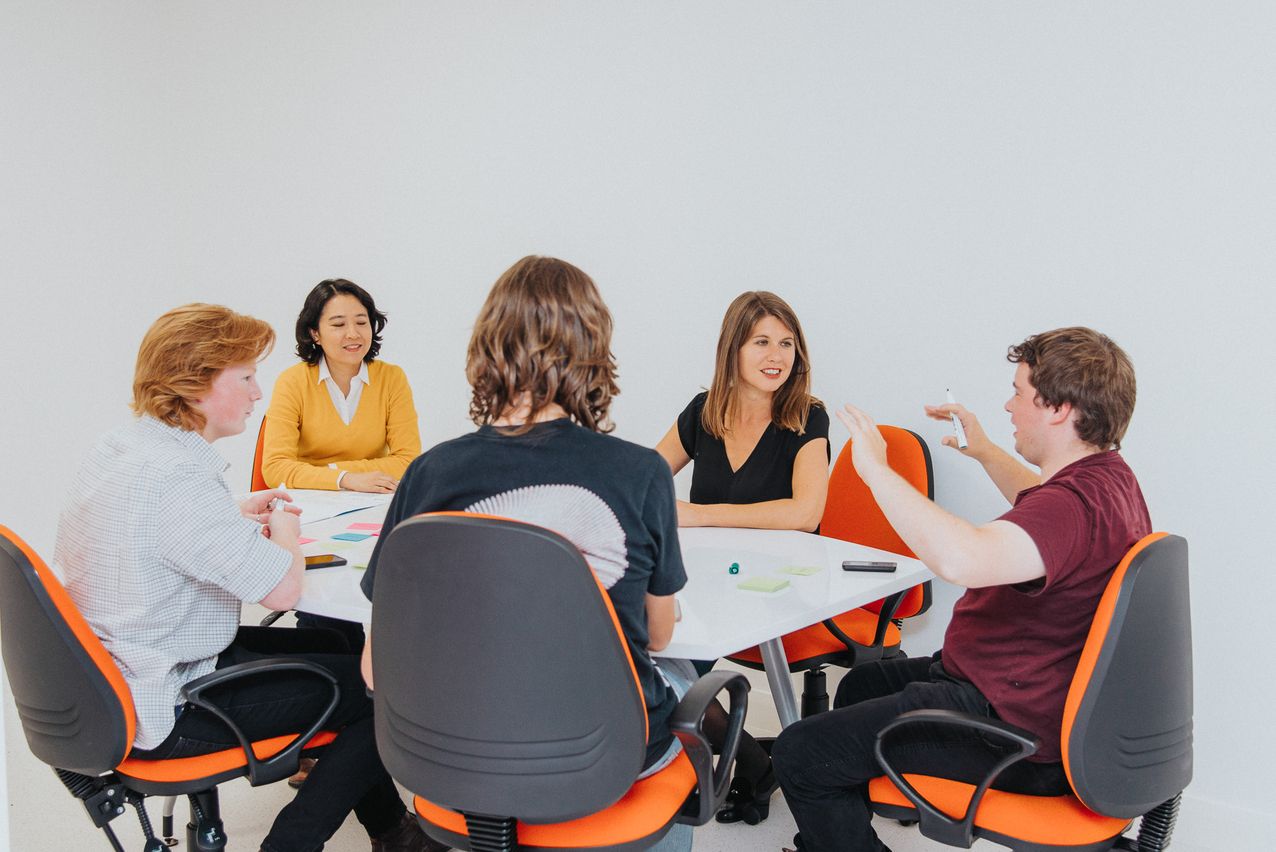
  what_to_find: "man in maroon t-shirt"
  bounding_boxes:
[773,327,1150,852]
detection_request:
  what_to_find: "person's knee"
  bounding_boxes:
[833,665,873,709]
[771,722,809,786]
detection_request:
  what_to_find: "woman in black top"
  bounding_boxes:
[654,291,830,826]
[656,291,829,531]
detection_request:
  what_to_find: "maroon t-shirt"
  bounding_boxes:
[941,451,1151,762]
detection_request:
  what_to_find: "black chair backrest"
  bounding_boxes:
[371,513,649,824]
[1064,532,1193,817]
[0,526,134,774]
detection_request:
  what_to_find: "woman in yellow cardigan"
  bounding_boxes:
[264,279,423,787]
[263,279,421,492]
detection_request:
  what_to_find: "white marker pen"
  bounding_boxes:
[946,389,968,449]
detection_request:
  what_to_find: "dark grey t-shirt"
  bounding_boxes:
[362,418,687,766]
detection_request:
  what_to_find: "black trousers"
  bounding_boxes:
[295,610,367,654]
[130,626,404,852]
[772,654,1069,852]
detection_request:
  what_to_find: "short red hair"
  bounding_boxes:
[132,303,275,432]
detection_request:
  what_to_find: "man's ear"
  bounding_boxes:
[1048,401,1074,426]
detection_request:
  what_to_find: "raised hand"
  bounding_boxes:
[923,400,992,459]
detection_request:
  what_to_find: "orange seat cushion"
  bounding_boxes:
[415,751,696,848]
[117,731,338,783]
[868,774,1130,846]
[729,608,901,666]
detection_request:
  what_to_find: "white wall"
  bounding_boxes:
[3,2,1273,848]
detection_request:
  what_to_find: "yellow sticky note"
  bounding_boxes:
[737,577,790,593]
[779,565,822,576]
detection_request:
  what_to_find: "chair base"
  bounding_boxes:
[414,811,679,852]
[412,753,696,852]
[801,668,829,717]
[53,768,214,852]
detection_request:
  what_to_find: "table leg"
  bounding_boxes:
[759,636,799,728]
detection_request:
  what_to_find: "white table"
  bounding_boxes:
[660,527,931,726]
[295,508,932,728]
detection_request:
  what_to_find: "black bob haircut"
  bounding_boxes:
[294,279,387,365]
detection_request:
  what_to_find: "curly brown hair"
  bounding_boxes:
[132,303,275,432]
[1008,326,1136,450]
[466,256,619,433]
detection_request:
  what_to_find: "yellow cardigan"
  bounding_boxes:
[262,360,422,490]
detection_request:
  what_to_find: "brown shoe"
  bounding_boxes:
[287,757,317,789]
[371,811,451,852]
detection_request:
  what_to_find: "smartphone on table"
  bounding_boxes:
[841,560,897,573]
[304,553,348,570]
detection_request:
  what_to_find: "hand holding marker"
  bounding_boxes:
[946,389,968,449]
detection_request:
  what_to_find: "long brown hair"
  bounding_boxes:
[466,256,619,433]
[701,291,818,438]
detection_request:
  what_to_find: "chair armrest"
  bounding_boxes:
[821,590,906,662]
[258,610,287,627]
[669,670,750,825]
[873,708,1040,848]
[180,658,340,787]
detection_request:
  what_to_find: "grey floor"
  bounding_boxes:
[4,734,1001,852]
[4,651,1005,852]
[5,710,1000,852]
[0,605,1007,851]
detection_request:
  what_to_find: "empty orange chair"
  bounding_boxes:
[0,525,338,851]
[728,425,934,717]
[867,532,1193,852]
[370,513,750,851]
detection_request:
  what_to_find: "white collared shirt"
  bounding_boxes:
[317,356,371,425]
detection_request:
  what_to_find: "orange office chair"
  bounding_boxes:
[868,532,1193,852]
[0,525,339,851]
[250,417,269,492]
[369,512,750,851]
[728,425,934,717]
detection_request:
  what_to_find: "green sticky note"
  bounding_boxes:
[779,565,823,576]
[324,540,358,552]
[737,577,790,593]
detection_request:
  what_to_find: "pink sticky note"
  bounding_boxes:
[298,537,316,545]
[348,523,383,532]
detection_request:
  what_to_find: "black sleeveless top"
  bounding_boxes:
[676,392,830,505]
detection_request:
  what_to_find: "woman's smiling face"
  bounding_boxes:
[736,314,796,396]
[311,293,371,369]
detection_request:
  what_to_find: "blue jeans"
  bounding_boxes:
[772,654,1068,852]
[131,626,404,852]
[641,658,698,852]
